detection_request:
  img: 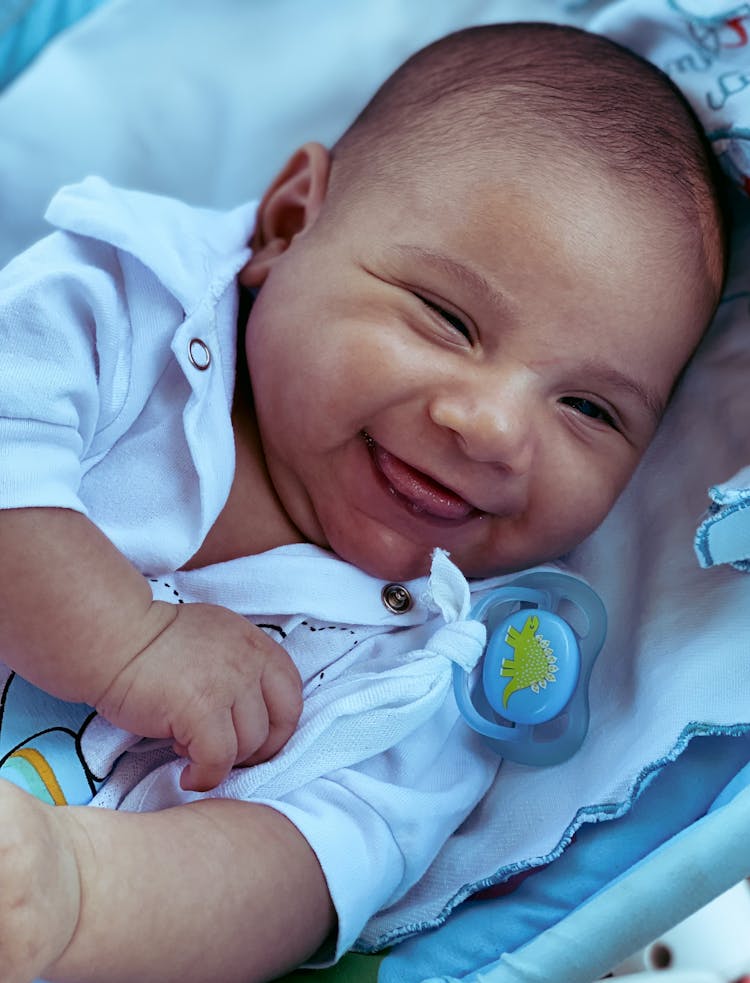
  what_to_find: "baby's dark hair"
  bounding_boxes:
[331,22,728,307]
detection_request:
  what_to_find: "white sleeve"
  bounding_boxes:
[255,703,499,963]
[0,230,130,512]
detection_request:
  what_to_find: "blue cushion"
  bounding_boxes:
[379,733,750,983]
[0,0,108,89]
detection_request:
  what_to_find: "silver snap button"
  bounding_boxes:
[188,338,211,370]
[381,583,412,614]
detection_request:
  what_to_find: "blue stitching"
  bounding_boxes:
[694,498,750,567]
[667,0,750,26]
[707,127,750,141]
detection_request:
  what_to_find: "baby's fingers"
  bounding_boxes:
[179,694,273,792]
[178,713,238,793]
[238,661,302,767]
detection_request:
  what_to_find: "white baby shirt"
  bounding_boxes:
[0,178,505,959]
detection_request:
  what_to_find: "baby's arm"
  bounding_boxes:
[0,507,302,790]
[0,779,335,983]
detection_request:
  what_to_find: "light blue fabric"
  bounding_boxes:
[0,668,108,805]
[694,466,750,572]
[0,0,108,90]
[379,733,750,983]
[459,754,750,983]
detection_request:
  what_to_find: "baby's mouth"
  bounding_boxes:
[361,431,476,521]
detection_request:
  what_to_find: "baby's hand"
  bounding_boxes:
[95,602,302,792]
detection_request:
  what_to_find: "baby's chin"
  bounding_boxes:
[348,550,433,584]
[331,539,510,584]
[326,535,431,583]
[326,516,582,583]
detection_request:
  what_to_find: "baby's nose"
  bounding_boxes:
[429,375,534,472]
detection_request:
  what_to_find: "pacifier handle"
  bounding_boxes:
[453,571,606,767]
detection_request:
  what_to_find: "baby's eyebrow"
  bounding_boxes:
[391,244,517,320]
[578,360,666,423]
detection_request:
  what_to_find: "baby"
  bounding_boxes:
[0,21,727,983]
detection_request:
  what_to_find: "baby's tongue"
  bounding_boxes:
[373,445,473,519]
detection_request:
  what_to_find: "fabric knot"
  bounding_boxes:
[424,618,486,673]
[421,549,486,671]
[424,548,472,621]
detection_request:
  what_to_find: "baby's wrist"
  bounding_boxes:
[90,599,179,710]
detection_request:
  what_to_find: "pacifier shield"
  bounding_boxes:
[482,608,580,725]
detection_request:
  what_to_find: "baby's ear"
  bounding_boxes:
[239,142,331,287]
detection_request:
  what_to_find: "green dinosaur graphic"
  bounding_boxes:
[500,614,558,708]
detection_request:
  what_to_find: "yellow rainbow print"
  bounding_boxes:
[4,747,67,805]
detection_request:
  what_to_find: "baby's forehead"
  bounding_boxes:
[343,89,670,228]
[330,22,725,333]
[338,27,721,233]
[363,152,707,359]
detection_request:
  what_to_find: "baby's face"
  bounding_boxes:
[241,145,709,581]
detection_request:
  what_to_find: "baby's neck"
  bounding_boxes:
[181,388,305,571]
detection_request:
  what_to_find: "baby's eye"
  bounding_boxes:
[560,396,616,428]
[415,294,472,341]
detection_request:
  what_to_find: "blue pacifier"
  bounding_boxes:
[453,570,606,766]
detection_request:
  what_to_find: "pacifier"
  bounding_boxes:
[453,570,606,766]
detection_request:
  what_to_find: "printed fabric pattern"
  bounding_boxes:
[592,0,750,571]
